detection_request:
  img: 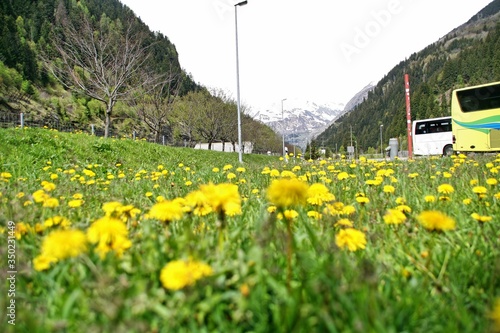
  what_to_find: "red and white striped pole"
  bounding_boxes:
[404,74,413,160]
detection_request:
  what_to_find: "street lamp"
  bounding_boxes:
[281,98,287,158]
[235,0,247,163]
[380,124,384,157]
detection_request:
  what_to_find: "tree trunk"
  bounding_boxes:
[105,111,111,138]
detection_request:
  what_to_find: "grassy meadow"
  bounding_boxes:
[0,127,499,333]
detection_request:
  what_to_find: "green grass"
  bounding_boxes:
[0,127,499,333]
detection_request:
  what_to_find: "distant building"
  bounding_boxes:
[194,141,253,154]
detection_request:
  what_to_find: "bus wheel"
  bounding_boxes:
[443,144,453,157]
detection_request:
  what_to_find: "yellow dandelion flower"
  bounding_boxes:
[149,199,185,223]
[236,167,246,173]
[335,228,367,252]
[334,218,353,227]
[356,196,370,205]
[227,173,236,180]
[1,172,13,179]
[44,216,71,229]
[267,205,277,213]
[396,205,412,214]
[72,193,83,199]
[116,204,141,220]
[437,184,454,194]
[240,283,250,297]
[337,172,349,181]
[424,195,436,203]
[401,267,412,279]
[307,183,335,206]
[280,170,296,178]
[383,209,407,225]
[463,198,472,205]
[102,201,124,216]
[395,197,406,205]
[383,185,395,194]
[417,211,456,231]
[470,179,479,186]
[307,211,322,219]
[41,181,56,191]
[160,259,213,290]
[184,190,212,216]
[68,199,84,208]
[15,222,30,240]
[471,213,492,223]
[42,197,59,208]
[223,164,233,171]
[38,229,87,260]
[365,179,381,186]
[283,209,299,220]
[267,178,309,208]
[33,254,58,271]
[16,192,25,199]
[342,205,356,215]
[408,173,419,178]
[486,178,498,186]
[83,169,96,177]
[87,216,131,258]
[269,169,281,177]
[199,183,242,216]
[472,186,487,195]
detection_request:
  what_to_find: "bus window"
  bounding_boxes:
[412,116,453,156]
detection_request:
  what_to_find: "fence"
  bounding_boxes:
[0,112,181,146]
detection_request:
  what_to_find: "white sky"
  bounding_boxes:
[120,0,492,114]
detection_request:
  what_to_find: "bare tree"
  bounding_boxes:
[171,90,204,147]
[210,88,237,152]
[43,3,154,137]
[131,70,183,143]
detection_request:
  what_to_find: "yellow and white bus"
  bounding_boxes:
[451,81,500,153]
[412,116,453,156]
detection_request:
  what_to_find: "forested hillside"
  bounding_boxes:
[0,0,283,153]
[317,0,500,154]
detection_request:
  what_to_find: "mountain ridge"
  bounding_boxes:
[314,0,500,153]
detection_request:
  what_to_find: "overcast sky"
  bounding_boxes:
[120,0,492,114]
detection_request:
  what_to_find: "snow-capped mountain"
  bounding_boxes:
[251,83,377,149]
[251,98,345,149]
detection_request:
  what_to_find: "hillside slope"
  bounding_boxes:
[316,0,500,153]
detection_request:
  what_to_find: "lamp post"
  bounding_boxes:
[234,0,247,163]
[380,124,384,157]
[281,98,287,158]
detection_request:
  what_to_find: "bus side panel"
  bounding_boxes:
[491,129,500,148]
